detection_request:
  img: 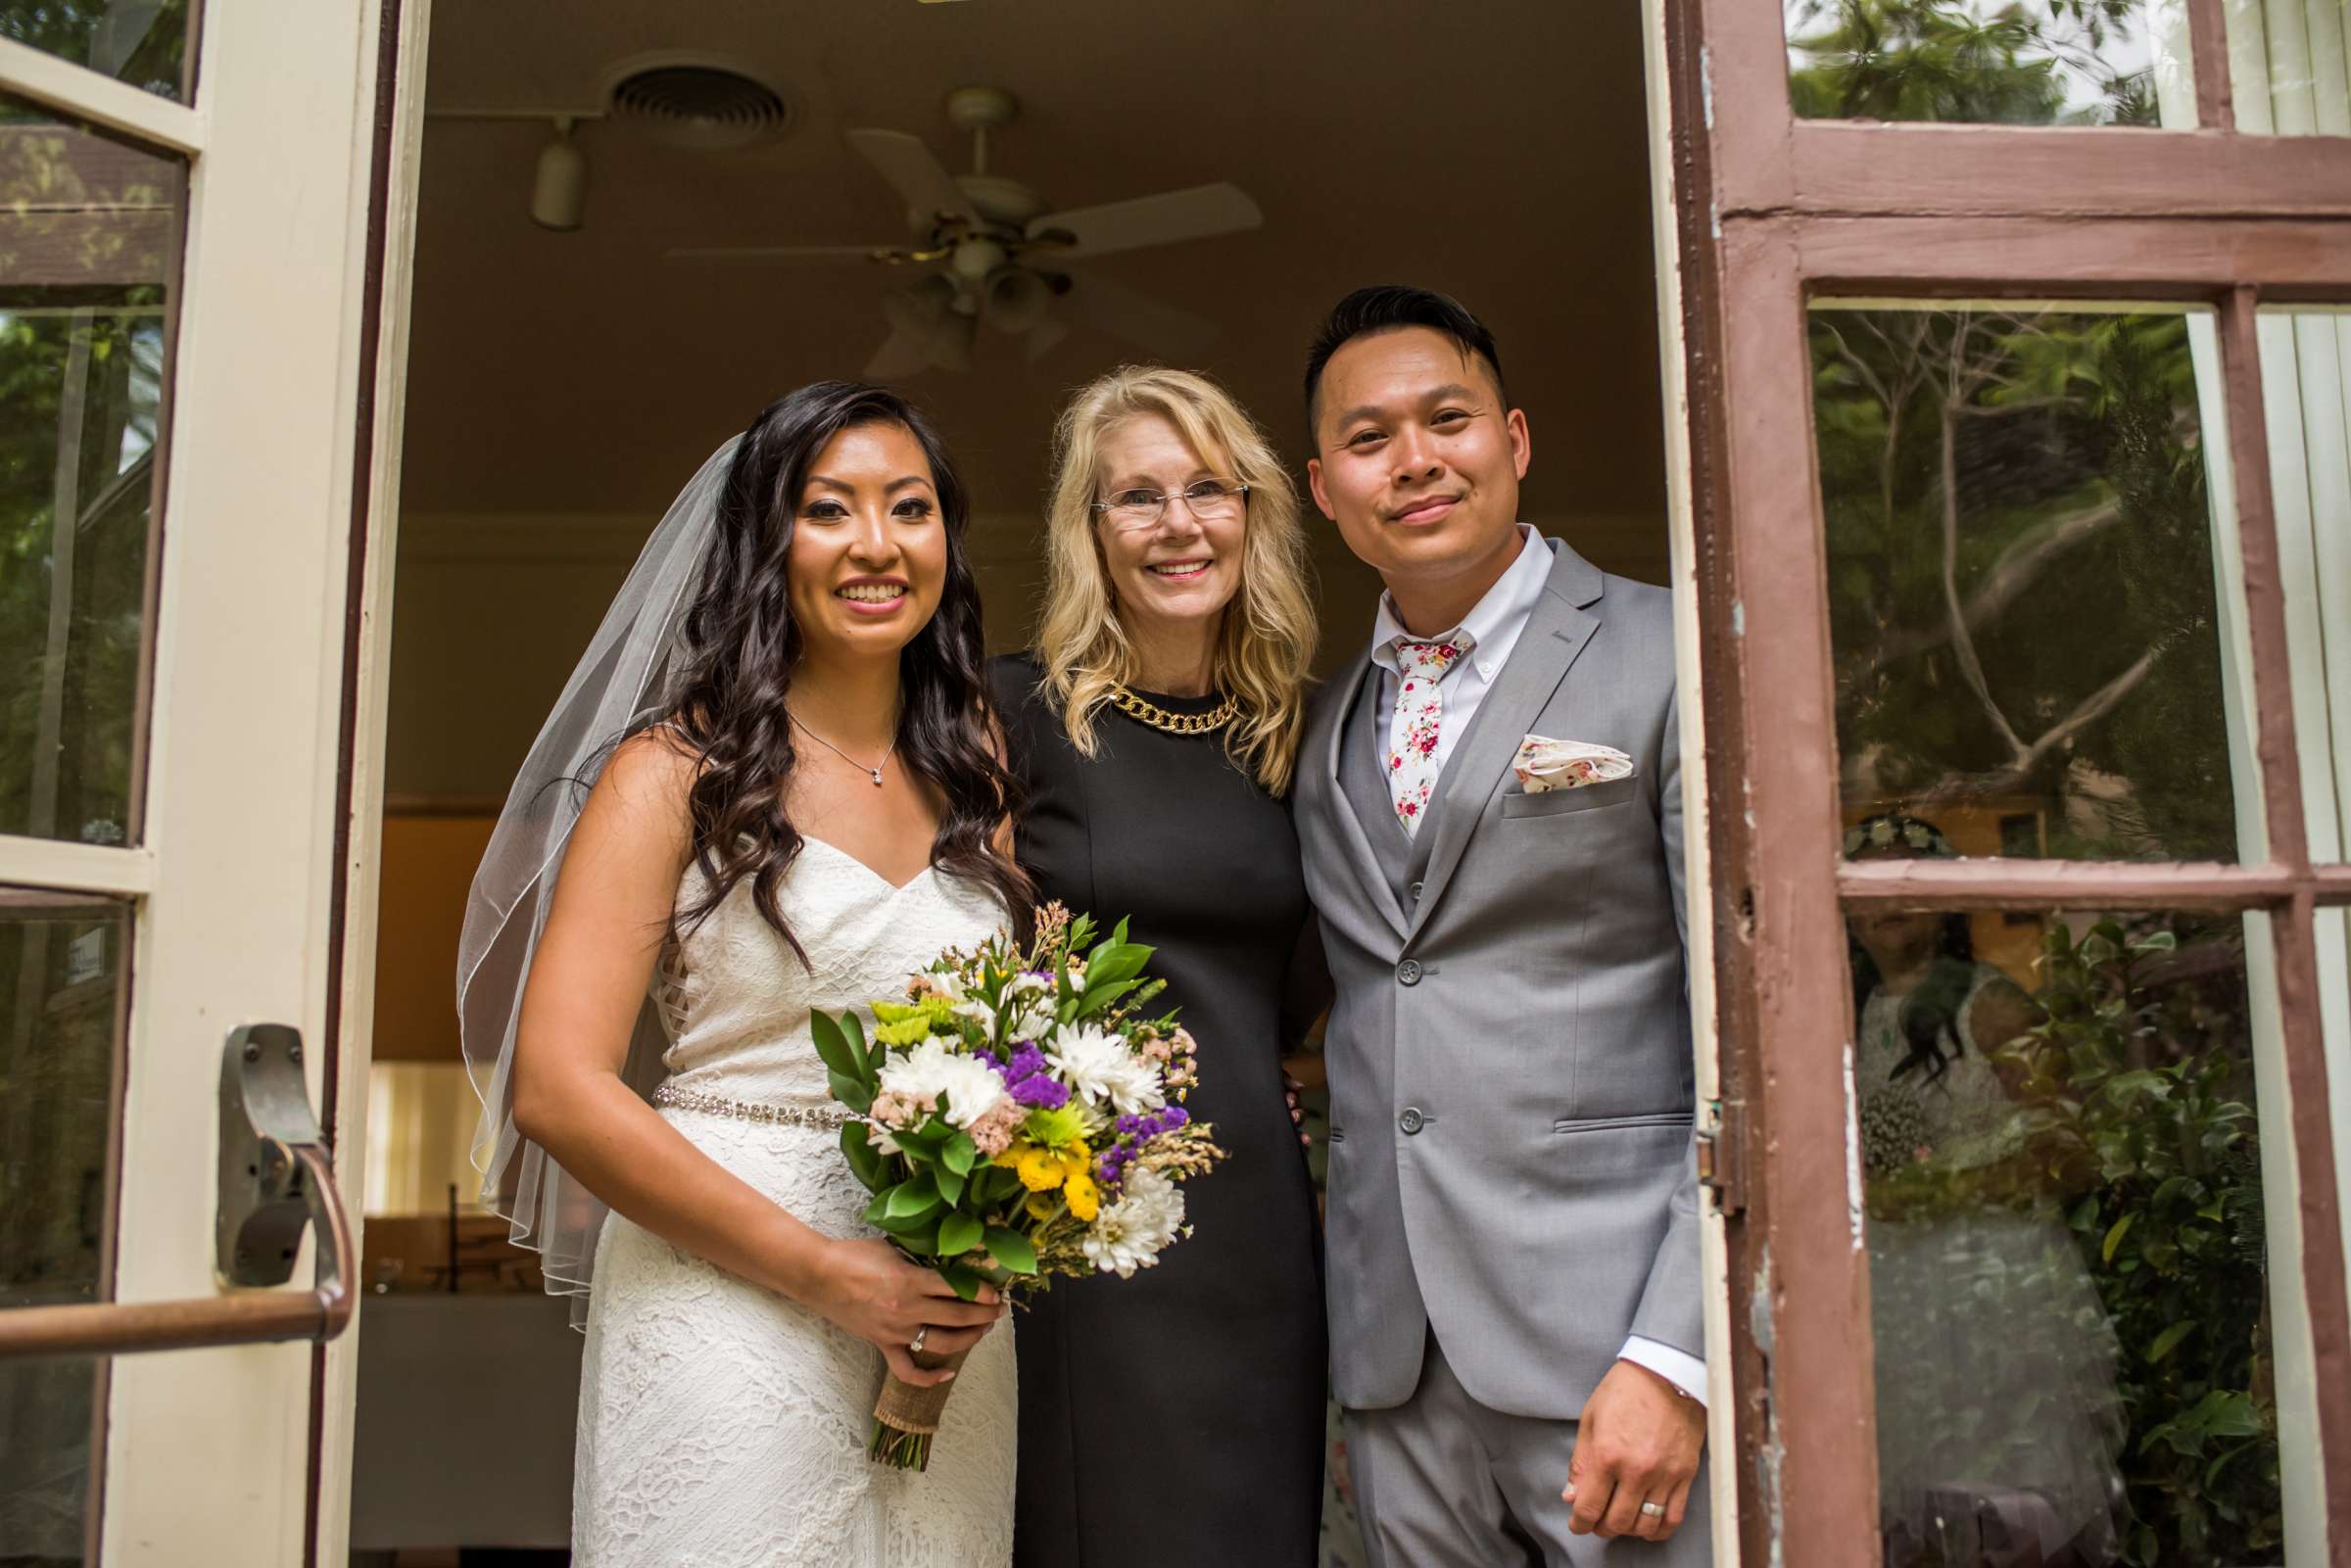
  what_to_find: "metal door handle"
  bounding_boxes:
[0,1024,354,1358]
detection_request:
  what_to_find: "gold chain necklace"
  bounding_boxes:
[1106,684,1238,736]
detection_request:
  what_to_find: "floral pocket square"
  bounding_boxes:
[1513,735,1635,793]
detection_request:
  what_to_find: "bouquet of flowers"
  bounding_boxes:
[812,901,1223,1469]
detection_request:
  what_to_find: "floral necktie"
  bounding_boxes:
[1386,636,1472,837]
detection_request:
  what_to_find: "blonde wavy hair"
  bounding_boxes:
[1035,365,1317,795]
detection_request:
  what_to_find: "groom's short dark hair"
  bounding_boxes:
[1303,285,1510,441]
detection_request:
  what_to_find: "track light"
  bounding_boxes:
[531,118,588,231]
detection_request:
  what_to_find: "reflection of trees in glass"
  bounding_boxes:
[1788,0,2160,125]
[1817,309,2234,860]
[0,114,175,847]
[0,906,119,1559]
[0,304,162,844]
[0,0,189,101]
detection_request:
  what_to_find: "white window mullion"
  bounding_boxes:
[0,835,156,898]
[0,36,201,155]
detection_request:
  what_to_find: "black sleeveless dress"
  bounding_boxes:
[989,653,1327,1568]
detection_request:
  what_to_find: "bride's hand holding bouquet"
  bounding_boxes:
[814,901,1224,1468]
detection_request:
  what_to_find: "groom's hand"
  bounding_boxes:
[1564,1359,1705,1543]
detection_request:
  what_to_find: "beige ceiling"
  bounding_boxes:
[399,0,1670,555]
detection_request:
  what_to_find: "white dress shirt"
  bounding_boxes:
[1366,525,1708,1408]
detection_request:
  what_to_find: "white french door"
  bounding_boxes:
[0,1,421,1562]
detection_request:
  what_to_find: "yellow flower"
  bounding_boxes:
[1057,1139,1093,1183]
[1064,1171,1100,1221]
[1026,1191,1059,1221]
[1015,1144,1066,1193]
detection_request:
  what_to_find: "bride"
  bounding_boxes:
[458,383,1032,1565]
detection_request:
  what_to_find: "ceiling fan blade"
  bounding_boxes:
[1026,182,1261,261]
[666,244,899,263]
[847,128,977,229]
[1055,271,1221,361]
[864,322,932,380]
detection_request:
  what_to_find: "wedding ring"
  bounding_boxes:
[1640,1501,1667,1519]
[909,1327,928,1354]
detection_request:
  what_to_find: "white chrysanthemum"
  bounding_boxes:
[1046,1024,1165,1115]
[876,1036,1008,1127]
[1081,1166,1187,1278]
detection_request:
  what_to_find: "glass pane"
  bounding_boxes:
[2222,0,2351,135]
[1786,0,2185,125]
[1815,307,2241,861]
[0,99,180,847]
[0,890,125,1307]
[0,890,121,1567]
[1848,901,2283,1567]
[0,1355,98,1563]
[0,0,193,103]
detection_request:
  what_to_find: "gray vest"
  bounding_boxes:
[1337,671,1434,911]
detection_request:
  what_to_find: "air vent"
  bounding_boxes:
[607,63,792,152]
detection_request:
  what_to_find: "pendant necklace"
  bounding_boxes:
[790,711,895,786]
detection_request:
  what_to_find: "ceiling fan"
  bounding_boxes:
[668,85,1263,377]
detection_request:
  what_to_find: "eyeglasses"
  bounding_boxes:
[1091,479,1251,532]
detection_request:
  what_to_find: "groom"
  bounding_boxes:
[1296,286,1708,1565]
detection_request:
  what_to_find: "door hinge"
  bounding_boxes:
[1696,1099,1750,1216]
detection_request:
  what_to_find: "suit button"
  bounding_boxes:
[1399,1107,1426,1135]
[1396,959,1422,985]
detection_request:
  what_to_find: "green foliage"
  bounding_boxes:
[2005,918,2280,1566]
[1815,307,2233,859]
[1787,0,2156,126]
[0,2,190,99]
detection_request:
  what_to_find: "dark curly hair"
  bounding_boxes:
[639,381,1031,957]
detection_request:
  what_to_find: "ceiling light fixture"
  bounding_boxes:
[530,118,588,231]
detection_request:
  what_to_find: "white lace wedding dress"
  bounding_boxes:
[572,840,1017,1567]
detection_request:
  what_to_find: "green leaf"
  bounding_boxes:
[886,1174,939,1219]
[840,1122,884,1191]
[2144,1320,2195,1363]
[828,1070,875,1114]
[1080,944,1152,991]
[1077,979,1143,1016]
[877,1208,940,1237]
[810,1010,862,1081]
[936,1165,966,1206]
[942,1131,977,1177]
[984,1226,1039,1276]
[939,1260,983,1302]
[937,1212,984,1258]
[862,1191,892,1226]
[2102,1212,2135,1262]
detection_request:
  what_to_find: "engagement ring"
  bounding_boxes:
[1640,1502,1666,1518]
[909,1328,928,1354]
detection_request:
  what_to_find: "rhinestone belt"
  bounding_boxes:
[653,1081,849,1130]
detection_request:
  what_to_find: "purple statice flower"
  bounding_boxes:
[995,1041,1068,1109]
[1010,1073,1070,1110]
[1162,1105,1189,1129]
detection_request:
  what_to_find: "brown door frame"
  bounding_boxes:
[1660,2,2351,1563]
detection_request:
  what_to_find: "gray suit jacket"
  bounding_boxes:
[1297,538,1699,1419]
